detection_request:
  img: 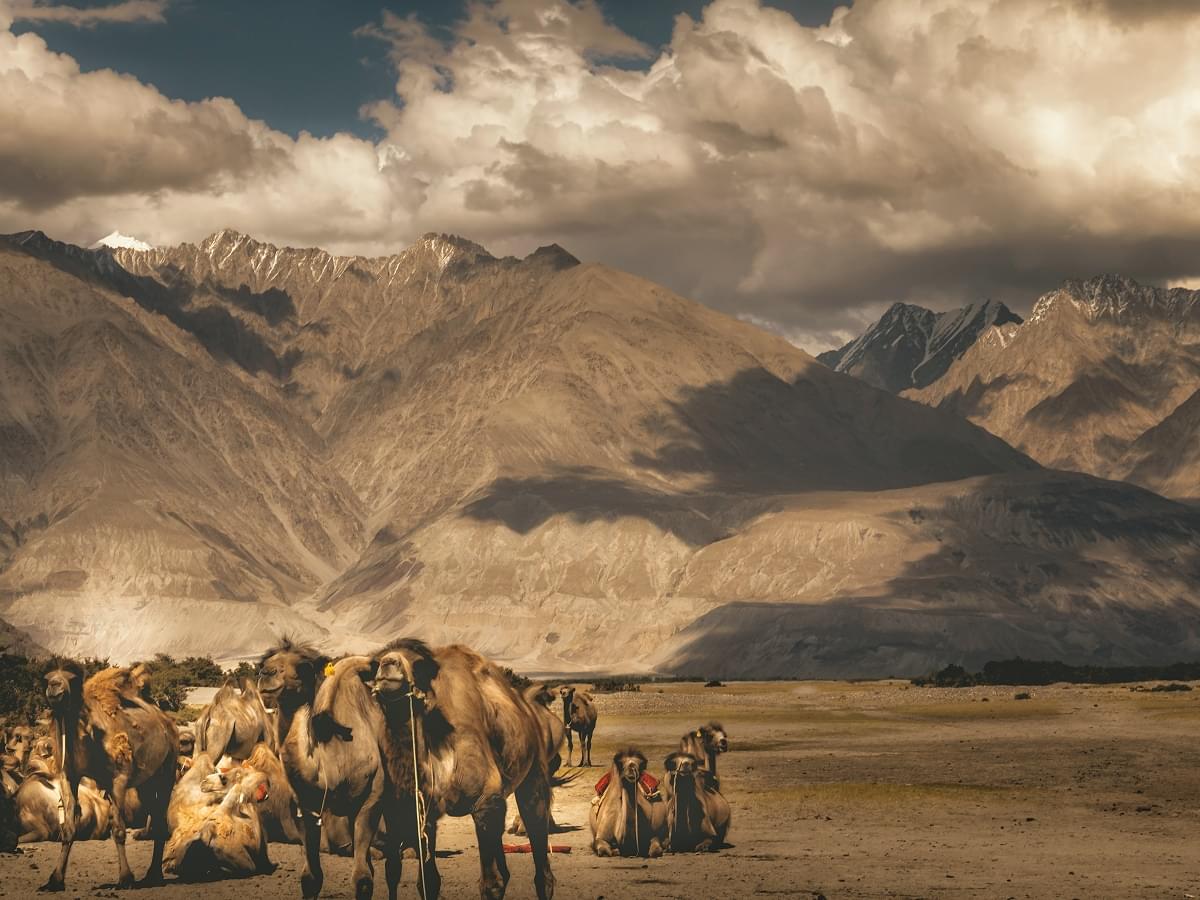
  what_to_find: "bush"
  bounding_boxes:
[593,679,641,694]
[226,661,258,683]
[704,680,725,688]
[1014,692,1032,701]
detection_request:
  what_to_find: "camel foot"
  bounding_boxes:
[593,842,614,857]
[301,872,322,899]
[648,840,663,859]
[354,875,373,900]
[37,875,64,893]
[138,871,165,888]
[115,872,136,891]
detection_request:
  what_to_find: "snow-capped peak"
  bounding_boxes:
[91,230,154,252]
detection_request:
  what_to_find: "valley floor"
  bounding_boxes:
[4,680,1200,899]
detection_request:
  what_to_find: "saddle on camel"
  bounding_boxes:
[593,769,659,798]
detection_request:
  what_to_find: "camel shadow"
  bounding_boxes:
[549,822,584,834]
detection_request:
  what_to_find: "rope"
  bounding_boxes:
[409,690,429,900]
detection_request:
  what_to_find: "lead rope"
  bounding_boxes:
[57,730,67,825]
[409,690,429,900]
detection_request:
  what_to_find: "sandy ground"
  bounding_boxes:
[4,679,1200,899]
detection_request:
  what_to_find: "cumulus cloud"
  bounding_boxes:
[10,0,167,27]
[3,0,1200,351]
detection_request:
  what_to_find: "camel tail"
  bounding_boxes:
[550,770,580,788]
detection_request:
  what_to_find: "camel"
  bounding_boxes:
[679,722,729,787]
[1,753,21,797]
[660,751,730,852]
[589,748,665,858]
[509,683,566,836]
[17,773,113,844]
[164,760,273,879]
[0,775,15,853]
[6,724,33,771]
[40,660,178,891]
[366,639,556,900]
[259,641,387,899]
[194,678,276,760]
[558,686,597,767]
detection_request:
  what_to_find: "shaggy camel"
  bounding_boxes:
[17,773,113,844]
[222,742,303,844]
[194,678,277,760]
[660,751,730,852]
[558,686,597,767]
[164,750,273,880]
[41,660,179,891]
[260,642,387,899]
[367,639,556,900]
[589,748,665,858]
[508,683,567,837]
[679,722,729,786]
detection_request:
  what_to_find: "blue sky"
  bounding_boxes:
[13,0,847,139]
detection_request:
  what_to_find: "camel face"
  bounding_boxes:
[372,643,437,703]
[5,725,32,760]
[707,725,729,755]
[177,728,195,757]
[616,749,648,784]
[257,651,316,711]
[44,670,76,708]
[665,752,699,779]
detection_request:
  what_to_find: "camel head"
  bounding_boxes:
[43,659,84,712]
[700,722,729,755]
[527,683,557,709]
[31,736,54,760]
[257,638,328,712]
[5,724,32,760]
[663,751,701,787]
[370,639,439,712]
[613,748,648,785]
[177,727,196,757]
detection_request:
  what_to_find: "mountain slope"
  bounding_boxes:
[1,235,1199,675]
[818,300,1022,393]
[907,276,1200,500]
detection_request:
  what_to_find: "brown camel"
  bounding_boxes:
[259,642,387,900]
[660,751,730,852]
[679,722,729,786]
[194,678,277,760]
[558,686,597,767]
[589,748,665,858]
[164,761,273,879]
[40,660,178,891]
[366,639,556,900]
[6,724,33,771]
[509,683,567,836]
[17,773,113,844]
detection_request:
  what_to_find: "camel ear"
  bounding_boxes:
[663,755,678,772]
[356,659,379,684]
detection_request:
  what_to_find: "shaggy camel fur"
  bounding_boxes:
[558,686,597,767]
[589,748,665,858]
[41,660,178,891]
[509,683,566,836]
[164,763,273,879]
[194,678,277,760]
[661,752,730,852]
[679,723,729,786]
[368,639,557,900]
[260,642,386,900]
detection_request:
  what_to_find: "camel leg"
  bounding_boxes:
[563,729,573,767]
[300,813,324,899]
[352,801,383,900]
[382,831,402,900]
[514,774,556,900]
[471,797,510,900]
[139,772,171,887]
[419,816,442,900]
[582,729,592,767]
[108,774,136,890]
[39,778,78,892]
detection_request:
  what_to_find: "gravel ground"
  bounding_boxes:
[3,680,1200,899]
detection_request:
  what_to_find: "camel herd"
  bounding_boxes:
[0,640,733,898]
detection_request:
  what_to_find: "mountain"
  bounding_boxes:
[0,615,45,656]
[908,276,1200,501]
[1,234,1199,676]
[91,231,154,252]
[817,300,1022,393]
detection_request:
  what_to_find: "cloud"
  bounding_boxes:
[4,0,1200,352]
[10,0,167,27]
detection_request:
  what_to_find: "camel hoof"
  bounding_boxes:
[301,872,322,899]
[115,873,136,891]
[138,873,165,889]
[354,876,374,900]
[37,878,64,893]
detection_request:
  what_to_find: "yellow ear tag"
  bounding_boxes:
[323,662,336,677]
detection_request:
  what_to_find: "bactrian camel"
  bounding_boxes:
[559,686,597,767]
[589,747,665,858]
[661,751,730,852]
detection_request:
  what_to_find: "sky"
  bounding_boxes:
[2,0,1199,352]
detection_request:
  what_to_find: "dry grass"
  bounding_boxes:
[891,700,1063,720]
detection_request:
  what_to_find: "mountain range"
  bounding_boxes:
[2,232,1199,676]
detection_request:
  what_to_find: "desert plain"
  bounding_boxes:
[2,679,1198,899]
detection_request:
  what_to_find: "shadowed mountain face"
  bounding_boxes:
[1,234,1198,675]
[907,276,1200,501]
[818,300,1022,393]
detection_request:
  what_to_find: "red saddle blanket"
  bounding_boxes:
[594,772,658,796]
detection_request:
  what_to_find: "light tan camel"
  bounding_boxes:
[367,639,556,900]
[6,725,33,771]
[660,751,730,852]
[589,748,665,858]
[1,753,21,797]
[164,761,273,879]
[194,678,277,760]
[260,642,387,900]
[17,773,113,844]
[41,660,178,891]
[558,686,597,767]
[679,722,729,787]
[509,683,567,836]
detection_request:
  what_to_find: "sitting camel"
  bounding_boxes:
[40,660,178,891]
[509,683,567,836]
[679,722,729,786]
[5,725,33,772]
[589,748,665,858]
[1,753,21,797]
[660,752,730,852]
[559,686,597,767]
[164,761,273,879]
[259,642,387,900]
[193,678,277,760]
[17,772,113,844]
[364,639,557,900]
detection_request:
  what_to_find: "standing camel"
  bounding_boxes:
[367,639,556,900]
[259,641,388,900]
[558,686,597,767]
[40,660,178,891]
[193,678,277,760]
[509,683,567,836]
[679,722,729,786]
